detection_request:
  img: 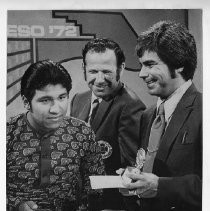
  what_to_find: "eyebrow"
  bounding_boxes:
[36,92,68,101]
[142,60,158,65]
[37,95,53,99]
[88,69,112,72]
[36,96,52,101]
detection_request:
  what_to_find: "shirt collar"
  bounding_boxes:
[91,93,102,104]
[157,80,192,122]
[91,82,123,103]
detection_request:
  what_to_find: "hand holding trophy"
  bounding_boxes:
[121,148,146,185]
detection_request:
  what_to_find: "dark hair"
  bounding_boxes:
[21,59,72,103]
[136,21,197,80]
[82,37,125,70]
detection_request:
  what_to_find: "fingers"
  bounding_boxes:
[19,201,38,211]
[119,170,159,199]
[124,180,142,189]
[128,173,144,180]
[119,188,137,196]
[122,173,147,189]
[26,201,38,210]
[116,168,125,175]
[119,188,131,196]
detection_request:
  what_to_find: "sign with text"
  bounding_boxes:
[8,25,78,38]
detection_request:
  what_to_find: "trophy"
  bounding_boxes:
[121,148,146,184]
[135,148,146,172]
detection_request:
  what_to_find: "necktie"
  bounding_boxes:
[89,99,100,125]
[143,102,165,173]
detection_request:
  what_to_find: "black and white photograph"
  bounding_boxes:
[1,1,210,211]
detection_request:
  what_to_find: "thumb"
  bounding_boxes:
[26,201,38,210]
[126,172,144,181]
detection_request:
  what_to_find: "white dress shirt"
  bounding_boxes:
[156,80,192,127]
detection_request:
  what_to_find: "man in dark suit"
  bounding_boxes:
[118,21,202,211]
[70,38,146,210]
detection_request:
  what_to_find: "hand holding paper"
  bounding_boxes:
[89,175,131,189]
[89,149,145,190]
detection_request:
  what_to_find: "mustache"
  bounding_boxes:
[89,78,112,87]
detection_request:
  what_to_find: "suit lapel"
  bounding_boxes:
[77,91,91,122]
[91,99,113,131]
[156,84,197,162]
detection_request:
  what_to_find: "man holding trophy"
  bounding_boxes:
[118,21,202,211]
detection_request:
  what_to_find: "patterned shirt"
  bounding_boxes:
[7,113,104,211]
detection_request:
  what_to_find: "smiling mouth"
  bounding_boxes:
[95,85,107,90]
[145,79,157,85]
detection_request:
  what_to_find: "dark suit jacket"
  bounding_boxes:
[70,84,146,210]
[139,84,202,211]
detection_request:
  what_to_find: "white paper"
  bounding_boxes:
[89,175,127,189]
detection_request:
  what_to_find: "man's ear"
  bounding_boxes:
[116,63,125,81]
[22,95,30,110]
[175,67,184,76]
[119,62,125,77]
[82,62,87,81]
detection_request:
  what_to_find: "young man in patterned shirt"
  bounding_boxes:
[7,60,104,211]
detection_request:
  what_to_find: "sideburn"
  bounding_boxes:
[169,67,176,79]
[116,68,121,81]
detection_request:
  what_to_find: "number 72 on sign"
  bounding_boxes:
[49,25,77,37]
